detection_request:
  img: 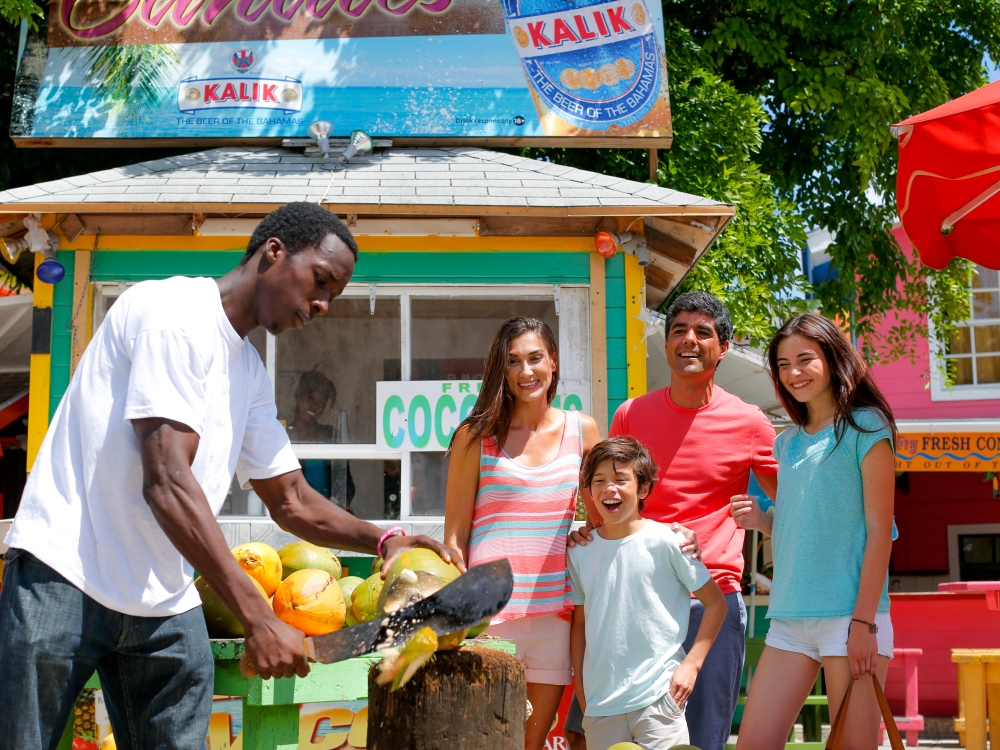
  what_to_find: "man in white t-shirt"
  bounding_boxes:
[0,202,457,749]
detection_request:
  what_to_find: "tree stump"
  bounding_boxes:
[367,645,526,749]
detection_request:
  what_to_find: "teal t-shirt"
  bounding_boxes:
[768,409,892,618]
[567,521,711,716]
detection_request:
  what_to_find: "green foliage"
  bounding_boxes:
[524,20,811,345]
[0,0,40,29]
[671,0,1000,362]
[86,44,180,125]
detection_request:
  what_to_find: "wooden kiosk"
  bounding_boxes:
[0,144,733,748]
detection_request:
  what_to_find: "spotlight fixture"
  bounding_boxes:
[23,214,65,284]
[308,120,333,160]
[593,230,649,266]
[331,129,374,170]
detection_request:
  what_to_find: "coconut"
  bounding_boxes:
[337,576,364,627]
[232,543,283,597]
[381,549,460,593]
[272,569,346,637]
[377,567,468,650]
[350,573,384,624]
[606,745,643,750]
[278,541,342,580]
[196,574,268,638]
[99,734,117,750]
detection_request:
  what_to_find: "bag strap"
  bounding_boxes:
[825,674,904,750]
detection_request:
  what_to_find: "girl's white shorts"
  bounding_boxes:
[765,612,894,662]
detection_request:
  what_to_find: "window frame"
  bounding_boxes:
[930,268,1000,401]
[93,281,589,522]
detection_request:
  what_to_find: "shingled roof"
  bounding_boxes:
[0,145,730,217]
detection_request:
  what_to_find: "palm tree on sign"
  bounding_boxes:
[85,44,180,127]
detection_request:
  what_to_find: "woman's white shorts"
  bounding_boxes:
[485,612,573,685]
[765,613,894,661]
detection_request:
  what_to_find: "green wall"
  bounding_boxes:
[49,249,599,417]
[605,253,627,419]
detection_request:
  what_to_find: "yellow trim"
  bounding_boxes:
[27,254,53,472]
[624,252,647,399]
[57,234,595,253]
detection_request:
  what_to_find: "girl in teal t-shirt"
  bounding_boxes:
[730,313,897,750]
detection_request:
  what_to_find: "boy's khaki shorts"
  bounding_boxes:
[582,691,688,750]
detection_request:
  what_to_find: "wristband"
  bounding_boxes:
[377,526,406,558]
[850,617,878,634]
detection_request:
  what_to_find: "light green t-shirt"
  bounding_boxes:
[769,409,892,618]
[568,521,711,717]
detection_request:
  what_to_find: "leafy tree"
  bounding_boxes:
[533,1,1000,361]
[525,20,811,345]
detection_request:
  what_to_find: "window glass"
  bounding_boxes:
[959,534,1000,581]
[275,297,400,444]
[975,325,1000,354]
[410,452,449,516]
[954,358,974,385]
[976,356,1000,384]
[973,268,999,289]
[409,298,558,380]
[299,459,401,520]
[949,327,972,355]
[973,291,999,320]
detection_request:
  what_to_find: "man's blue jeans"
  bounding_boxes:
[565,592,746,750]
[0,548,215,750]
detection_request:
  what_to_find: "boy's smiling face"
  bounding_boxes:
[589,458,651,531]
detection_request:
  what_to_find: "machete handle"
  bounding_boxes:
[303,637,318,662]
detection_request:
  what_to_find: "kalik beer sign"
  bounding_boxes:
[10,0,671,143]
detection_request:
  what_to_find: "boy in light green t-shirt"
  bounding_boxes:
[569,437,727,750]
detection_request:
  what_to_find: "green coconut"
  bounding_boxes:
[196,574,267,638]
[337,576,364,626]
[350,573,385,624]
[606,744,645,750]
[380,549,460,603]
[377,566,468,650]
[278,541,342,580]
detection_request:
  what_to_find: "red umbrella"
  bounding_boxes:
[895,80,1000,270]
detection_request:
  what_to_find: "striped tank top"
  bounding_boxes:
[467,410,582,623]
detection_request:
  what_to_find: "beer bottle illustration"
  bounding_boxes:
[504,0,671,137]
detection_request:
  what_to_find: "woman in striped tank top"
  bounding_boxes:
[445,317,601,750]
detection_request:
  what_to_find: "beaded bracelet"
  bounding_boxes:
[850,617,879,634]
[377,526,406,558]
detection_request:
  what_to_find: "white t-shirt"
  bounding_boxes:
[567,521,711,716]
[7,276,300,617]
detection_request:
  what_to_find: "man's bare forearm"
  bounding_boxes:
[136,420,274,632]
[254,471,384,554]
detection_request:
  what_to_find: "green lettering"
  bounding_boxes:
[459,382,471,393]
[408,395,432,449]
[460,394,477,421]
[563,394,583,411]
[435,394,457,447]
[383,395,405,449]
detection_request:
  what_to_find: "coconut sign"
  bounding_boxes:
[375,379,589,451]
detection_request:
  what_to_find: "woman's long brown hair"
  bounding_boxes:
[449,317,559,452]
[767,313,897,447]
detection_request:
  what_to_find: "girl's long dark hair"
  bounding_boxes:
[449,317,559,451]
[767,313,897,447]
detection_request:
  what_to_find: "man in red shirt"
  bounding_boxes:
[566,291,777,750]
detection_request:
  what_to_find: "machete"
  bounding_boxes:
[302,558,513,664]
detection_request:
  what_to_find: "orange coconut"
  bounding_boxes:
[232,543,282,597]
[272,569,346,636]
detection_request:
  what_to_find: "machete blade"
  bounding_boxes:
[305,558,513,665]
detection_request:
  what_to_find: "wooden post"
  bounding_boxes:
[367,645,525,750]
[648,148,658,182]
